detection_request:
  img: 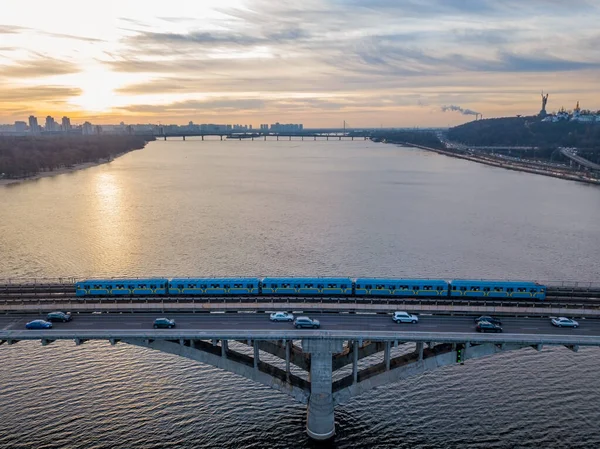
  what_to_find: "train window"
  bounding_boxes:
[211,284,220,288]
[106,285,112,289]
[328,283,336,288]
[376,284,384,289]
[517,288,526,292]
[483,287,490,292]
[494,287,503,292]
[423,286,432,290]
[529,288,537,293]
[355,284,361,289]
[271,284,277,288]
[452,286,457,290]
[400,285,410,290]
[140,284,147,288]
[341,284,348,289]
[84,285,89,289]
[436,286,444,291]
[177,284,184,289]
[366,285,373,289]
[470,286,479,291]
[201,284,207,289]
[317,284,324,289]
[460,287,467,291]
[150,285,156,289]
[304,283,313,288]
[233,284,242,288]
[507,287,514,292]
[160,284,164,288]
[540,288,545,292]
[294,284,301,288]
[247,284,254,289]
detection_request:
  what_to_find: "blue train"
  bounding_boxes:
[75,277,546,300]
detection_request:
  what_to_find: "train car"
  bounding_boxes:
[167,278,260,295]
[354,278,449,296]
[260,277,353,296]
[449,280,546,300]
[75,278,169,296]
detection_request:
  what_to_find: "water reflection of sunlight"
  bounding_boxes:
[91,172,134,271]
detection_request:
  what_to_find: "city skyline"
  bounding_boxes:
[1,0,600,127]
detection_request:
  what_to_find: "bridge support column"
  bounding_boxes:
[253,340,259,369]
[183,136,185,141]
[416,342,424,361]
[163,136,166,141]
[384,341,391,370]
[220,135,223,141]
[353,341,358,383]
[285,340,291,381]
[221,340,228,357]
[302,339,344,440]
[201,135,204,140]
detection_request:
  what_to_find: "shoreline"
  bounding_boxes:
[0,150,134,186]
[394,142,600,186]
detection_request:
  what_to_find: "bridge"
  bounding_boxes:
[150,132,372,141]
[2,312,599,439]
[560,148,600,171]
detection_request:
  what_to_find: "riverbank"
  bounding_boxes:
[0,151,130,186]
[396,142,600,186]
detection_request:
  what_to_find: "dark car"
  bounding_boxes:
[25,320,53,330]
[153,318,176,329]
[47,311,72,322]
[474,316,502,325]
[294,316,320,329]
[476,321,503,333]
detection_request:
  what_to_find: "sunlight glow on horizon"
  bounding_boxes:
[1,0,599,126]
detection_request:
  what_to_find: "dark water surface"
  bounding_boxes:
[1,139,599,448]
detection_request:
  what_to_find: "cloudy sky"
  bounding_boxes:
[1,0,599,127]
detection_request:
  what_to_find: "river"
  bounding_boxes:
[1,139,599,448]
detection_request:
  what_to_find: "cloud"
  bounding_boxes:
[0,57,80,78]
[441,105,480,116]
[0,85,82,102]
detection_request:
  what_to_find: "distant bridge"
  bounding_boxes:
[2,313,600,439]
[560,148,600,171]
[150,132,372,141]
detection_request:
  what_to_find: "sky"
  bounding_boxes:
[1,0,599,127]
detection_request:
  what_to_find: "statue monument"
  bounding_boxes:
[540,92,549,117]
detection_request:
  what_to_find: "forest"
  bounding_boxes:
[373,130,445,149]
[448,117,600,149]
[0,135,152,178]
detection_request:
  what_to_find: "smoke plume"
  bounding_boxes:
[441,105,480,116]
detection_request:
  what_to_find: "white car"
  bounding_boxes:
[392,311,419,324]
[270,312,294,322]
[551,317,579,328]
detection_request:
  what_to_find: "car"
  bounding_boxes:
[153,318,176,329]
[392,311,419,324]
[25,320,53,330]
[293,316,320,329]
[46,311,72,322]
[474,315,502,325]
[476,321,503,333]
[270,312,294,322]
[551,317,579,328]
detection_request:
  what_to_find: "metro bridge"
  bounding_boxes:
[2,312,599,440]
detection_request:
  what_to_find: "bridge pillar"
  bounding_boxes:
[253,340,259,369]
[353,341,358,383]
[264,135,266,141]
[277,135,279,141]
[183,136,185,141]
[164,136,166,141]
[220,135,223,141]
[302,339,344,440]
[416,342,424,361]
[289,136,291,141]
[314,136,316,141]
[221,340,228,357]
[384,341,391,370]
[285,340,291,381]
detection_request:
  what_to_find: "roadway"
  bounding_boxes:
[1,313,599,337]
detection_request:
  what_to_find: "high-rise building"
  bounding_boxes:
[14,121,27,133]
[61,116,71,131]
[28,115,39,133]
[82,121,93,135]
[45,116,57,132]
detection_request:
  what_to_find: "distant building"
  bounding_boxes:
[82,122,94,135]
[45,116,57,132]
[270,122,304,133]
[28,115,39,133]
[61,116,71,131]
[14,121,27,132]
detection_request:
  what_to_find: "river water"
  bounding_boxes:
[1,139,599,448]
